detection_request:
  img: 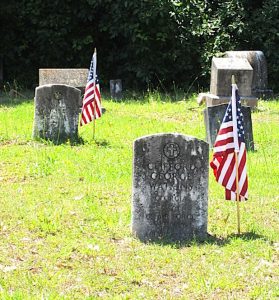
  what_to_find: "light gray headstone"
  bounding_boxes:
[33,84,80,143]
[132,133,209,242]
[110,79,122,100]
[225,51,273,98]
[204,104,254,151]
[39,69,88,88]
[210,57,253,97]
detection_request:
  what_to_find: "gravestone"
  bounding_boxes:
[39,69,88,88]
[198,57,258,108]
[204,104,254,150]
[225,51,273,98]
[210,57,253,96]
[39,69,88,106]
[132,133,209,242]
[33,84,80,143]
[110,79,122,100]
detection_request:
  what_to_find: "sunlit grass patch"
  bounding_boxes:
[0,94,278,299]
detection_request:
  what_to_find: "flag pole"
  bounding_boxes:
[232,75,241,234]
[93,48,97,140]
[235,151,241,234]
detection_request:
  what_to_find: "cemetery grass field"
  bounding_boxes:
[0,92,278,299]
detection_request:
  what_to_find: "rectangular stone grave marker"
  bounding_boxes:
[132,133,209,242]
[110,79,122,100]
[210,57,253,97]
[204,104,254,150]
[39,69,88,88]
[202,57,258,108]
[33,84,80,143]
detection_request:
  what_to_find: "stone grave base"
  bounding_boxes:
[198,93,258,108]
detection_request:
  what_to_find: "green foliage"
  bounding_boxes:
[0,1,279,90]
[241,0,279,90]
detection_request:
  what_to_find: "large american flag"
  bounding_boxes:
[210,84,248,201]
[80,50,102,126]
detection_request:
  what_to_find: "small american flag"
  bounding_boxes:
[210,84,248,201]
[80,50,102,126]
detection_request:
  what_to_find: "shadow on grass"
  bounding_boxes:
[145,231,269,248]
[39,137,111,148]
[225,231,269,242]
[0,90,34,107]
[93,139,111,147]
[0,97,34,107]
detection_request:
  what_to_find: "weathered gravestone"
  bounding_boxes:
[110,79,122,100]
[225,51,273,99]
[33,84,80,143]
[39,69,88,106]
[39,69,88,88]
[132,133,209,242]
[198,57,258,108]
[204,104,254,151]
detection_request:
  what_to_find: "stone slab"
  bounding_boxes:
[39,69,88,88]
[132,133,209,242]
[210,57,253,97]
[225,51,273,99]
[205,94,258,108]
[33,84,81,143]
[204,104,254,150]
[110,79,122,100]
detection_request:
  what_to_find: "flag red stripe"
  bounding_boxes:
[210,84,248,201]
[80,52,102,126]
[218,126,234,135]
[214,137,234,148]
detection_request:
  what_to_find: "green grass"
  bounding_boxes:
[0,93,278,299]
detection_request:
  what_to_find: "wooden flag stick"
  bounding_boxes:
[93,116,96,140]
[92,48,97,140]
[232,74,240,234]
[235,151,241,234]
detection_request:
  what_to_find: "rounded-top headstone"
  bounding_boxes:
[132,133,209,242]
[33,84,81,143]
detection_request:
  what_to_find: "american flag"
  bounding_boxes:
[80,50,102,126]
[210,84,248,201]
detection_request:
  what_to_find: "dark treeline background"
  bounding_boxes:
[0,0,278,92]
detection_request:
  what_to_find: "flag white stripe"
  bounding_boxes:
[238,143,246,192]
[215,131,234,142]
[218,152,234,184]
[220,121,233,129]
[227,163,236,189]
[214,142,235,153]
[231,84,240,152]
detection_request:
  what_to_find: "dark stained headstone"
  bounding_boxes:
[204,104,254,150]
[132,133,209,242]
[110,79,122,100]
[33,84,80,143]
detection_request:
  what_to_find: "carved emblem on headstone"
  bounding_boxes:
[163,143,180,158]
